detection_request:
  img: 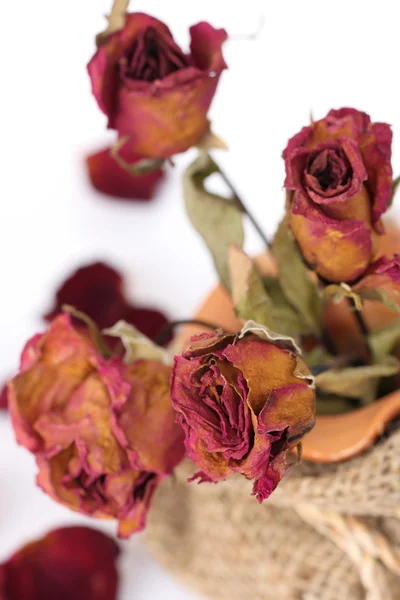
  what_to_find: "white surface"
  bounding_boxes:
[1,1,400,598]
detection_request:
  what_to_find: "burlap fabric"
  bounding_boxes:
[145,429,400,599]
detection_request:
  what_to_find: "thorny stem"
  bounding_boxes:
[155,319,226,346]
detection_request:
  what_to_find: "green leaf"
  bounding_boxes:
[103,321,170,365]
[315,357,400,404]
[272,218,322,333]
[369,319,400,362]
[303,346,334,369]
[228,247,312,336]
[229,246,274,327]
[323,283,362,310]
[184,153,244,290]
[360,289,400,313]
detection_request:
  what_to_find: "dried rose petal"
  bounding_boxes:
[0,383,8,410]
[44,262,170,344]
[86,146,165,201]
[0,526,119,600]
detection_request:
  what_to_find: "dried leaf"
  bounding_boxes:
[229,246,274,327]
[369,319,400,362]
[96,0,130,46]
[360,289,400,313]
[196,126,228,151]
[316,395,355,415]
[272,218,322,333]
[103,321,170,364]
[184,153,244,290]
[228,248,312,336]
[324,283,362,310]
[110,138,165,175]
[315,357,400,404]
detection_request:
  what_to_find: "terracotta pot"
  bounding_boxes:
[175,225,400,463]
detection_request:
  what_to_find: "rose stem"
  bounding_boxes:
[155,319,227,346]
[217,168,272,250]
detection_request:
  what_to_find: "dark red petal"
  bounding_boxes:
[44,262,126,330]
[86,146,165,201]
[1,526,119,600]
[0,383,8,410]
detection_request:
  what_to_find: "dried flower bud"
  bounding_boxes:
[8,314,184,537]
[171,323,315,501]
[284,108,392,283]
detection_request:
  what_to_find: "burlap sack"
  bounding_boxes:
[145,429,400,599]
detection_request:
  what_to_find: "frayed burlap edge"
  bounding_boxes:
[145,430,400,599]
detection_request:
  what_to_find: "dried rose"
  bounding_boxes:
[171,323,315,501]
[88,14,227,159]
[0,383,8,410]
[0,526,119,600]
[283,108,392,283]
[8,314,184,538]
[44,261,170,344]
[86,145,165,200]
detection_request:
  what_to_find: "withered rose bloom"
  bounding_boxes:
[171,325,315,501]
[283,108,393,283]
[88,14,227,159]
[8,314,184,538]
[0,526,119,600]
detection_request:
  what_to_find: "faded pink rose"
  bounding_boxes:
[0,526,119,600]
[88,14,227,159]
[284,108,393,283]
[171,327,315,501]
[7,314,184,538]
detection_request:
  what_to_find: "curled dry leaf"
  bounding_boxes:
[315,357,400,404]
[323,283,363,311]
[272,218,322,334]
[184,153,244,289]
[103,321,171,364]
[96,0,129,46]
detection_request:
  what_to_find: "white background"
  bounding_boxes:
[1,1,400,598]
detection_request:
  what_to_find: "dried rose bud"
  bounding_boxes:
[88,14,227,159]
[171,323,315,501]
[8,314,184,538]
[0,526,119,600]
[283,108,392,283]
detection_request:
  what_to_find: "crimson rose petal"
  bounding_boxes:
[44,262,170,343]
[0,526,119,600]
[0,383,8,410]
[86,146,165,201]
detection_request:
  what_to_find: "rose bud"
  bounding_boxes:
[0,526,119,600]
[88,14,227,159]
[283,108,393,283]
[171,322,315,501]
[7,314,184,538]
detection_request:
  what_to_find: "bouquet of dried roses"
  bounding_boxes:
[5,1,400,599]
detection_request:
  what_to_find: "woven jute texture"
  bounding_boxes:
[145,429,400,599]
